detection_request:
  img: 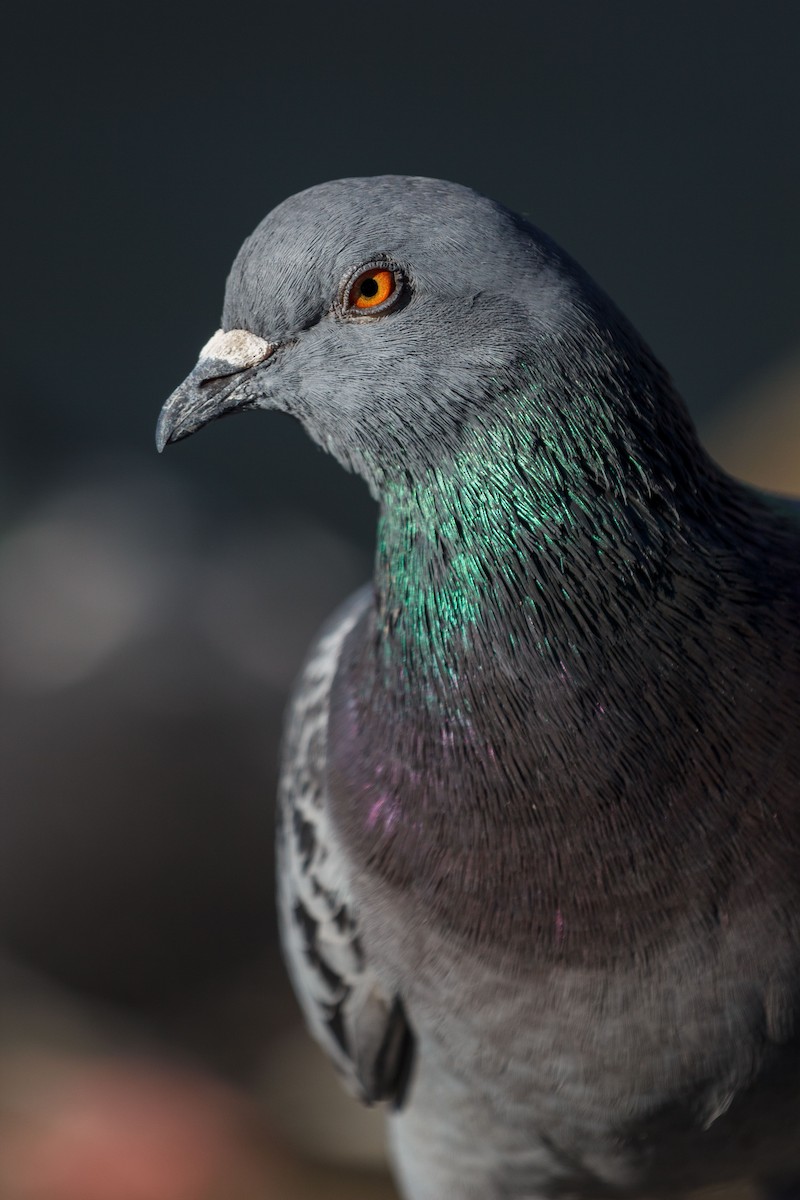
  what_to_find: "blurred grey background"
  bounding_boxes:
[0,3,797,1197]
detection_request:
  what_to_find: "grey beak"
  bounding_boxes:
[156,328,278,452]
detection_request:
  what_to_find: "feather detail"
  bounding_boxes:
[276,585,413,1105]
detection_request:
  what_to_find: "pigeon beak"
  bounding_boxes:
[156,328,278,452]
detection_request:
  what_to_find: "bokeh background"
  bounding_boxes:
[1,3,798,1197]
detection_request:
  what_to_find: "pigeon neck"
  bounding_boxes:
[371,428,678,701]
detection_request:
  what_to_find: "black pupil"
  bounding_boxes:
[359,277,380,298]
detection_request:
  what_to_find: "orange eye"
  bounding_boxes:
[353,268,394,308]
[349,267,397,311]
[340,262,406,318]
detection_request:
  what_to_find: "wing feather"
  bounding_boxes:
[276,586,413,1105]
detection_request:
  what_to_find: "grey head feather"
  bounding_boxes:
[215,175,700,499]
[160,175,710,523]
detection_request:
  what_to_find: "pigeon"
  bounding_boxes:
[157,177,800,1200]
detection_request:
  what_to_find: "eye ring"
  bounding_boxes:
[338,261,407,318]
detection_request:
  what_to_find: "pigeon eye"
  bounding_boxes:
[353,268,393,308]
[341,264,404,316]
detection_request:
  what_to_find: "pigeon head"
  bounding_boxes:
[157,176,704,507]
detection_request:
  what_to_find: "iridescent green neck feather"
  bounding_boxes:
[372,354,709,696]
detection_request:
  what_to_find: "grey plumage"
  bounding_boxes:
[158,177,800,1199]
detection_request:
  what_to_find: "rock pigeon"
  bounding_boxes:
[157,177,800,1200]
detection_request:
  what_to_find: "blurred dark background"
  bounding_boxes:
[0,3,797,1197]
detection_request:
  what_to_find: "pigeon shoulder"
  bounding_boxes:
[276,584,413,1105]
